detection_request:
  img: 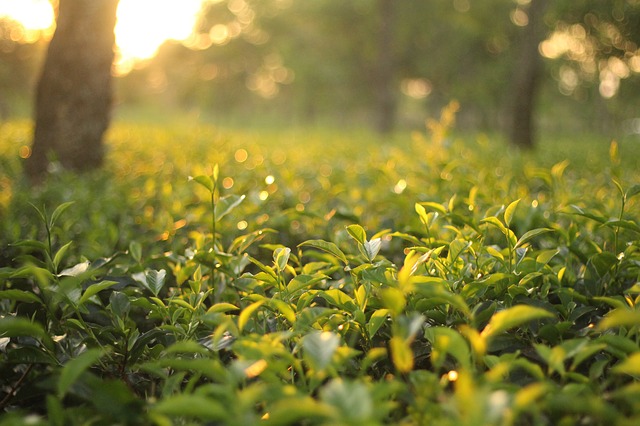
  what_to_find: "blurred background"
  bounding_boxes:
[1,0,639,140]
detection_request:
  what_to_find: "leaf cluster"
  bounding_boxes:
[1,119,640,425]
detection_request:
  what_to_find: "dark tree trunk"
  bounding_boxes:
[508,0,547,149]
[25,0,119,181]
[374,0,396,134]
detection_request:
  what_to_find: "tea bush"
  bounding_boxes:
[1,111,640,425]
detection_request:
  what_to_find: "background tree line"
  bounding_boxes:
[118,0,640,135]
[1,0,640,178]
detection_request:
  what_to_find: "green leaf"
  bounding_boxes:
[551,159,570,179]
[320,379,373,421]
[319,289,357,311]
[58,348,107,398]
[6,346,57,364]
[79,280,118,306]
[298,239,348,265]
[52,241,73,272]
[419,201,448,215]
[152,394,227,421]
[534,344,566,376]
[481,305,554,340]
[504,199,520,227]
[109,292,130,318]
[133,269,166,296]
[238,300,265,332]
[215,194,246,221]
[10,239,48,252]
[206,303,239,314]
[164,340,210,356]
[448,239,470,263]
[425,326,471,370]
[626,184,640,200]
[189,174,214,192]
[597,309,640,331]
[481,216,509,238]
[367,309,390,338]
[380,287,406,315]
[287,274,326,294]
[597,334,638,355]
[58,260,90,277]
[273,247,291,272]
[129,240,142,262]
[515,228,554,248]
[267,298,296,324]
[571,343,607,371]
[605,219,640,234]
[485,246,504,261]
[589,252,618,277]
[414,203,430,226]
[50,201,75,228]
[46,394,65,426]
[346,224,367,245]
[592,296,628,310]
[536,249,559,267]
[303,331,340,371]
[612,352,640,375]
[0,317,53,350]
[212,163,219,182]
[389,231,423,247]
[612,178,625,197]
[569,205,606,224]
[28,202,47,224]
[0,289,43,304]
[389,336,413,373]
[263,397,332,425]
[361,238,381,262]
[412,278,471,317]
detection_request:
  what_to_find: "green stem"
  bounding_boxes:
[211,186,217,251]
[614,196,625,254]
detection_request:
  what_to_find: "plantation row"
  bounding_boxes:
[1,116,640,425]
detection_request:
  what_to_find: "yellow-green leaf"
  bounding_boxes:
[346,224,368,245]
[390,336,414,373]
[367,309,390,338]
[206,303,239,314]
[298,239,348,265]
[481,305,553,340]
[238,300,265,332]
[612,352,640,375]
[504,199,520,227]
[597,308,640,331]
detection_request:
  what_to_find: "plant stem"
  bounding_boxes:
[0,364,34,410]
[211,187,217,251]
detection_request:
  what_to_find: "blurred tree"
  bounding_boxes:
[508,0,548,148]
[373,0,397,134]
[25,0,119,181]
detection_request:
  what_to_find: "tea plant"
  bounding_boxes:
[1,114,640,425]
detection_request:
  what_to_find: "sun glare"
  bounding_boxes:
[0,0,205,75]
[0,0,54,31]
[115,0,205,74]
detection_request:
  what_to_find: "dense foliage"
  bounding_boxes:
[1,111,640,425]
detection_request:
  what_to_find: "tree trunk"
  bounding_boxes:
[374,0,396,134]
[25,0,119,181]
[508,0,547,149]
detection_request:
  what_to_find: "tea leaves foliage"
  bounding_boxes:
[1,118,640,424]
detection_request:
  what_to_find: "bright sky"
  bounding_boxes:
[0,0,205,73]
